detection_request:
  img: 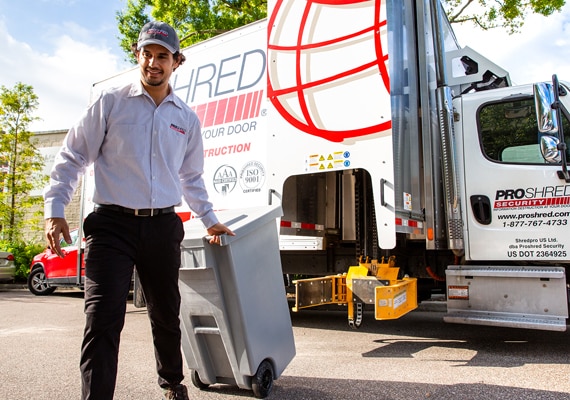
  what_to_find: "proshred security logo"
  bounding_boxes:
[194,90,264,129]
[213,165,237,195]
[147,28,169,38]
[494,185,570,209]
[169,123,186,135]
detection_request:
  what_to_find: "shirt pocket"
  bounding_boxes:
[103,124,149,158]
[159,127,188,168]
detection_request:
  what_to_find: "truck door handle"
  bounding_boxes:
[470,195,492,225]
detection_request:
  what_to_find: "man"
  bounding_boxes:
[44,21,234,400]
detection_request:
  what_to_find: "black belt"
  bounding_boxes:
[95,204,175,217]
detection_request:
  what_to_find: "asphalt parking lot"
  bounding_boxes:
[1,285,570,400]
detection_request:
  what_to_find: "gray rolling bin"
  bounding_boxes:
[178,206,296,398]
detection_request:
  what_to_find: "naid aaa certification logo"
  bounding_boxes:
[213,165,237,195]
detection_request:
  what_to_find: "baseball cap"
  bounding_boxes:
[137,21,180,54]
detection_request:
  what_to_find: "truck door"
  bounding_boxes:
[460,85,570,262]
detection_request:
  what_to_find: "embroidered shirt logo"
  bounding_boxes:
[170,124,186,135]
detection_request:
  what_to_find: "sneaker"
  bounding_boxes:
[163,384,189,400]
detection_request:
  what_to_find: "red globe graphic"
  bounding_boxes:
[268,0,391,143]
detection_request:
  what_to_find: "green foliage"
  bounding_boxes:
[443,0,565,33]
[0,82,48,242]
[116,0,152,64]
[116,0,267,64]
[0,240,45,281]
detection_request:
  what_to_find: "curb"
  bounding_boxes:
[0,283,27,291]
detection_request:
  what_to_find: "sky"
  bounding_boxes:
[1,0,570,132]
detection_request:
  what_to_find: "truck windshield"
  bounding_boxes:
[479,98,570,164]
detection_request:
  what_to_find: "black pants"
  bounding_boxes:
[80,208,185,400]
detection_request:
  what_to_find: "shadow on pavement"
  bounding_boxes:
[188,376,568,400]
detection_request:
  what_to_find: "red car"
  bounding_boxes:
[28,230,144,306]
[28,229,84,295]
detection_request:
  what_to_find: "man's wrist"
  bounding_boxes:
[44,202,66,219]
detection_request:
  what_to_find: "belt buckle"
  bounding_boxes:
[134,208,153,217]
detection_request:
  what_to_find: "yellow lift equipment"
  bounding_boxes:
[292,256,418,328]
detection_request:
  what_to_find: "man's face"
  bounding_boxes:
[137,44,180,88]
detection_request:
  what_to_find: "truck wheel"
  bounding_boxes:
[190,369,209,390]
[28,267,56,296]
[252,360,274,399]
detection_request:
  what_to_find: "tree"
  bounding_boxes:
[116,0,267,63]
[442,0,565,33]
[0,83,47,242]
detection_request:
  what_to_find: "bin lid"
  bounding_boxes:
[182,205,283,246]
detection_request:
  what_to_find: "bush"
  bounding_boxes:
[0,241,46,282]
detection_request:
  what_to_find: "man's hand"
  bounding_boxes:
[207,222,235,245]
[45,217,72,258]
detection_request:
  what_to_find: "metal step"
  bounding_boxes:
[444,310,567,332]
[445,265,568,331]
[447,266,565,279]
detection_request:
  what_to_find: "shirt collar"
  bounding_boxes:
[129,81,184,110]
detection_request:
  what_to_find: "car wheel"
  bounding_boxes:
[27,267,56,296]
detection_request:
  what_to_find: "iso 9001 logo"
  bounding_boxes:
[213,165,237,195]
[239,161,266,193]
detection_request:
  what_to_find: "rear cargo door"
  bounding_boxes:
[266,0,396,249]
[460,86,570,261]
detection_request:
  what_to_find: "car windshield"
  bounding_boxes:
[60,229,80,248]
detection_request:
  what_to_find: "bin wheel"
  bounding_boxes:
[251,360,274,399]
[190,369,209,390]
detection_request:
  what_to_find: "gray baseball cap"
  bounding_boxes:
[137,21,180,54]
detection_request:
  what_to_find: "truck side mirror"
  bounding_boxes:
[534,82,558,134]
[540,135,562,163]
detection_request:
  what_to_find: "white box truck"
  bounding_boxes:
[85,0,570,331]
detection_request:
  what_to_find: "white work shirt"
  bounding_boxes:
[44,81,218,228]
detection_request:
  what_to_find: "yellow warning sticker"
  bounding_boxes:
[306,150,352,172]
